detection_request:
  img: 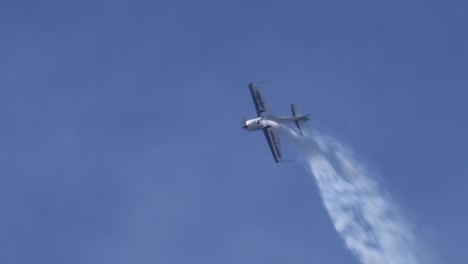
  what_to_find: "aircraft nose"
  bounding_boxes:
[242,124,247,129]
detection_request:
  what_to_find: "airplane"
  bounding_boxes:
[242,82,310,163]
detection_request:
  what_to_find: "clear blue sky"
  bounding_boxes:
[1,1,467,263]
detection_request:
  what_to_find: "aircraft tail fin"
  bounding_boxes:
[291,104,309,136]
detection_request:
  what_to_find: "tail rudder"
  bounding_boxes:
[291,104,309,136]
[290,104,301,116]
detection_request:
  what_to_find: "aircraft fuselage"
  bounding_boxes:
[242,116,307,131]
[242,117,263,131]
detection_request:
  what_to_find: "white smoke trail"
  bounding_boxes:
[272,122,423,264]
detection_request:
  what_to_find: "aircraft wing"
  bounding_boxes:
[249,83,272,117]
[263,126,282,163]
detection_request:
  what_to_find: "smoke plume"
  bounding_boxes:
[270,121,424,264]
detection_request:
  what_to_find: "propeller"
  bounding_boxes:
[241,116,247,129]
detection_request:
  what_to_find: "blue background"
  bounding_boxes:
[1,0,467,263]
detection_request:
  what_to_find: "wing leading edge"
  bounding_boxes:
[263,126,282,163]
[249,83,272,117]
